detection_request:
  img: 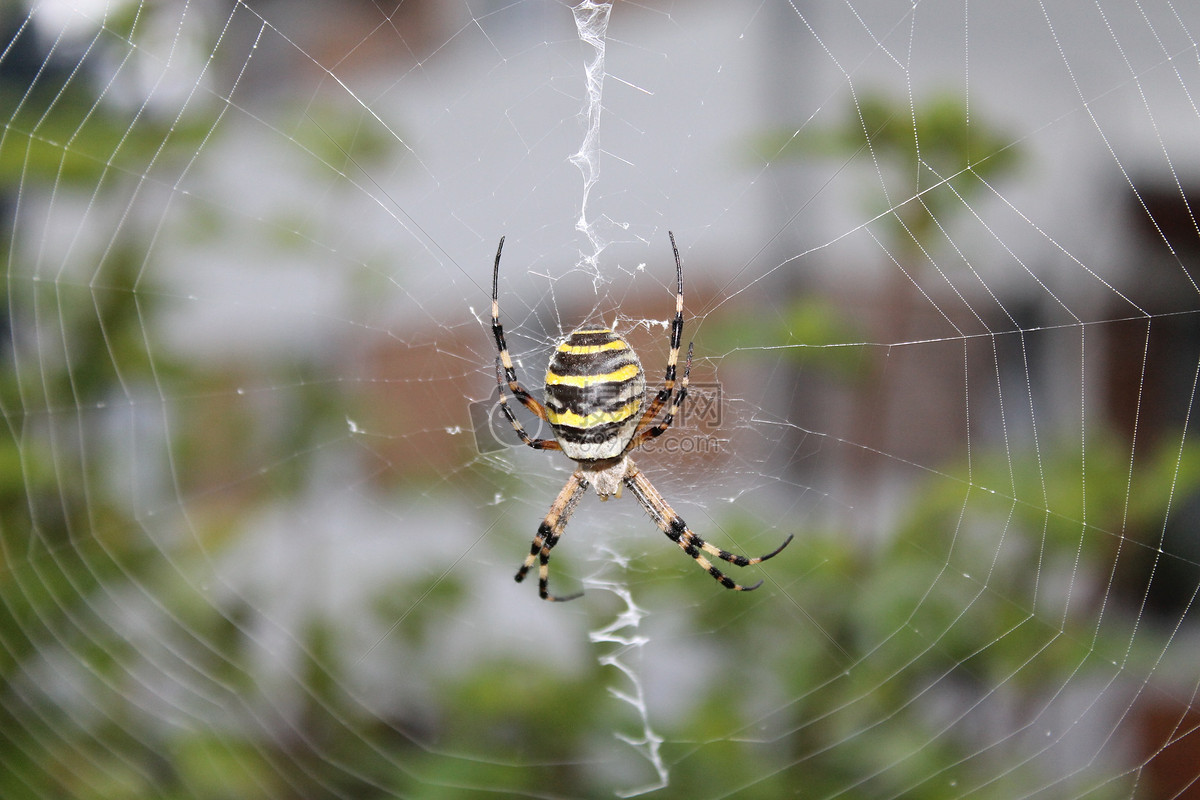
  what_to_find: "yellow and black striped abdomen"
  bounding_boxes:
[544,328,646,461]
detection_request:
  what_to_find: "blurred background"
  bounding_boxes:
[3,1,1200,797]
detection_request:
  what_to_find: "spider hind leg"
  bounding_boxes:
[625,464,792,592]
[514,470,589,601]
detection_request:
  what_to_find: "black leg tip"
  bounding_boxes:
[761,533,794,561]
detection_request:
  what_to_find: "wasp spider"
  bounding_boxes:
[491,232,793,601]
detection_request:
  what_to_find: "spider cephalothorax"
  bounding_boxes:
[491,232,792,601]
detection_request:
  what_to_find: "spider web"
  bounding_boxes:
[4,0,1200,798]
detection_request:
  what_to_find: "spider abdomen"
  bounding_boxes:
[544,328,646,461]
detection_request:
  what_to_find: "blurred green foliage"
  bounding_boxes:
[759,89,1021,257]
[701,293,863,379]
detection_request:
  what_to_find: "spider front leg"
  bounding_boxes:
[627,231,690,451]
[624,463,793,592]
[628,342,692,452]
[515,470,590,601]
[491,236,551,422]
